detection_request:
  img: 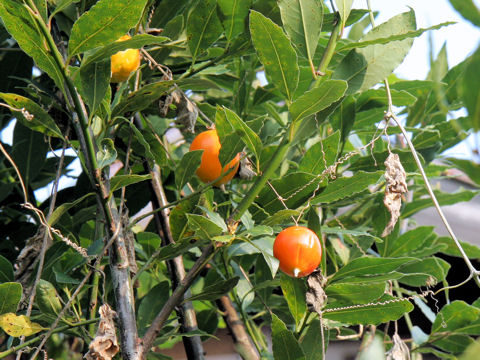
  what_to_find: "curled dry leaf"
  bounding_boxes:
[84,304,119,360]
[382,153,408,237]
[386,333,411,360]
[238,154,257,180]
[173,90,197,133]
[305,270,327,315]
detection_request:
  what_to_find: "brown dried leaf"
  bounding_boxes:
[382,153,408,237]
[238,155,256,180]
[306,270,327,315]
[173,91,197,133]
[84,304,119,360]
[386,333,411,360]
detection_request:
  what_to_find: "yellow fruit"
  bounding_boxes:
[110,35,140,83]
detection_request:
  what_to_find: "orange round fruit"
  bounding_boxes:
[273,226,322,278]
[110,35,141,83]
[189,129,240,186]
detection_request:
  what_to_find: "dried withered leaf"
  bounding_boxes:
[84,304,119,360]
[386,333,411,360]
[238,155,256,180]
[306,270,327,315]
[173,91,197,133]
[382,153,408,237]
[158,93,174,117]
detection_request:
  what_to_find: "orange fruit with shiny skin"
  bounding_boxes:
[273,226,322,278]
[110,35,140,83]
[189,129,240,186]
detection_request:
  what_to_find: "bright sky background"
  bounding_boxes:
[2,0,480,202]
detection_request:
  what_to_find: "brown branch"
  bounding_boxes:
[216,296,259,360]
[140,244,215,359]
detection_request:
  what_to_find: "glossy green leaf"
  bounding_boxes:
[187,0,223,61]
[321,227,381,242]
[338,21,454,51]
[79,59,110,114]
[299,131,340,175]
[402,189,479,218]
[278,0,323,71]
[332,271,404,284]
[187,277,239,301]
[36,280,62,316]
[330,257,416,283]
[110,174,151,193]
[312,171,383,205]
[333,10,416,94]
[271,313,306,360]
[335,0,353,28]
[175,150,203,190]
[280,274,307,330]
[0,0,65,92]
[398,256,450,287]
[111,80,174,117]
[262,209,301,226]
[96,138,117,169]
[82,34,168,67]
[138,281,169,329]
[0,93,63,138]
[290,80,347,124]
[450,0,480,27]
[0,282,22,315]
[68,0,149,57]
[0,256,14,283]
[462,46,480,131]
[217,0,251,43]
[250,10,299,101]
[48,193,94,227]
[323,294,414,325]
[378,226,435,257]
[325,282,386,305]
[186,214,223,240]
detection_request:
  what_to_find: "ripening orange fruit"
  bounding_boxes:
[273,226,322,278]
[189,129,240,186]
[110,35,140,83]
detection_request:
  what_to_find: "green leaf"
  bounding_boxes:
[217,0,251,43]
[278,0,323,72]
[186,0,223,62]
[138,281,170,329]
[333,10,416,94]
[262,209,301,226]
[169,195,200,242]
[186,214,223,240]
[300,320,326,360]
[81,34,168,67]
[462,46,480,131]
[110,174,151,193]
[79,59,110,114]
[96,138,117,169]
[36,280,62,316]
[216,106,262,162]
[280,274,307,330]
[187,277,239,301]
[330,257,416,283]
[312,171,383,204]
[378,226,435,257]
[338,22,454,51]
[330,95,356,143]
[332,271,404,284]
[0,256,14,283]
[175,150,203,190]
[402,189,479,218]
[249,10,299,101]
[450,0,480,27]
[335,0,353,29]
[398,256,450,287]
[289,80,348,123]
[0,0,65,92]
[325,282,386,305]
[111,80,174,117]
[323,294,414,325]
[437,236,480,260]
[0,282,22,315]
[445,158,480,186]
[321,226,381,242]
[48,192,94,226]
[0,93,63,138]
[68,0,149,57]
[271,313,306,360]
[299,131,340,175]
[349,149,422,173]
[0,313,45,337]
